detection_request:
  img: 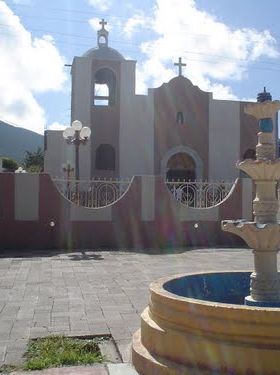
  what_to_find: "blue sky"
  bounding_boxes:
[1,0,280,133]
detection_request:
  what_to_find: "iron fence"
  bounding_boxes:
[53,178,234,209]
[53,178,131,208]
[166,180,235,208]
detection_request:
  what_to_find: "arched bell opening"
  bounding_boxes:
[94,68,116,106]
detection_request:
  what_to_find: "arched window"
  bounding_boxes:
[96,144,115,170]
[176,111,184,124]
[94,68,116,106]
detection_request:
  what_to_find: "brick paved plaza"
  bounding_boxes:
[0,247,255,369]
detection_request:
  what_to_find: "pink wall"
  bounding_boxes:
[153,77,210,178]
[0,173,250,250]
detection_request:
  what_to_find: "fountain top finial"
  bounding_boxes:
[257,87,272,103]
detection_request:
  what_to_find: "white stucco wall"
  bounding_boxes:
[119,62,154,178]
[209,99,240,181]
[15,173,39,220]
[179,205,219,222]
[71,57,92,127]
[70,204,112,221]
[120,60,136,97]
[71,57,92,179]
[44,131,74,178]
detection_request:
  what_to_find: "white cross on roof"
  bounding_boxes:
[174,57,186,76]
[99,19,107,29]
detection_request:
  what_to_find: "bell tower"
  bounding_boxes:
[70,19,137,179]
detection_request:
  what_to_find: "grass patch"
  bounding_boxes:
[23,335,104,371]
[0,365,19,373]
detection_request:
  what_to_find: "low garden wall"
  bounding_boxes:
[0,173,253,250]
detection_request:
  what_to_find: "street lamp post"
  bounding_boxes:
[63,120,91,195]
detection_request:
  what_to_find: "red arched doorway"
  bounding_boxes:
[166,152,196,181]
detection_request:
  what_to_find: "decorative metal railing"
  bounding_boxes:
[166,180,235,208]
[53,178,131,208]
[53,178,234,209]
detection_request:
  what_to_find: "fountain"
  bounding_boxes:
[132,94,280,374]
[223,98,280,307]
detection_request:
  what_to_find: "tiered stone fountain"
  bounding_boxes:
[132,96,280,374]
[223,99,280,307]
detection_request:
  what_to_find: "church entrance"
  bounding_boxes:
[166,152,196,181]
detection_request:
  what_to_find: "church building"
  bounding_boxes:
[44,20,265,182]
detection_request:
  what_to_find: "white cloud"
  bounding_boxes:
[88,17,101,32]
[11,0,31,4]
[201,81,238,100]
[134,0,279,99]
[123,12,146,39]
[88,0,112,11]
[0,3,67,134]
[47,122,67,131]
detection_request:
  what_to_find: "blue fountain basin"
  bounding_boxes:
[163,271,280,307]
[164,271,251,305]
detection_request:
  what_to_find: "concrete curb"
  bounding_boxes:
[11,363,139,375]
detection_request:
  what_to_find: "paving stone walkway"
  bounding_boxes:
[0,247,255,373]
[12,363,138,374]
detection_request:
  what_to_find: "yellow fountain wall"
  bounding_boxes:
[132,274,280,375]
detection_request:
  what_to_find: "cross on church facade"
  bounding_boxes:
[174,57,186,77]
[99,18,107,29]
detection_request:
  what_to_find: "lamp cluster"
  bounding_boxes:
[63,120,91,145]
[62,120,91,182]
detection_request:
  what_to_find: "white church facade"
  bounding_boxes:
[44,20,264,182]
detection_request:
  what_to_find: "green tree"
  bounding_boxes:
[2,157,18,172]
[24,147,44,172]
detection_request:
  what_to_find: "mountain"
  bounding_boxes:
[0,121,44,162]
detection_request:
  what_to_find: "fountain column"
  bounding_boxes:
[222,99,280,306]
